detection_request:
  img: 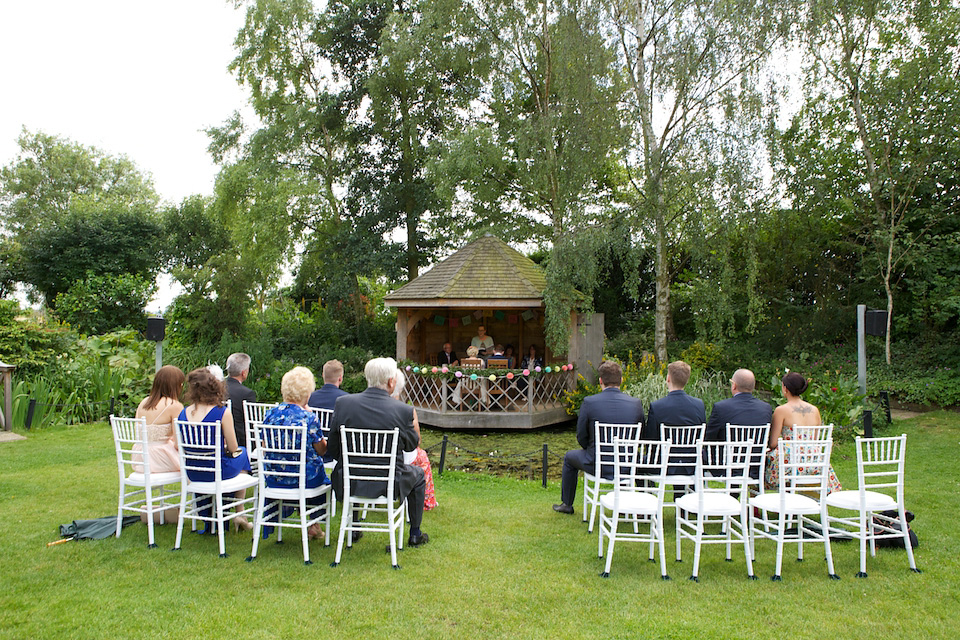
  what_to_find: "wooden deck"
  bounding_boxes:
[399,370,575,430]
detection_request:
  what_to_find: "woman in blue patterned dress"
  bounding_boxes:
[260,366,329,539]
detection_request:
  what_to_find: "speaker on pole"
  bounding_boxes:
[146,317,166,342]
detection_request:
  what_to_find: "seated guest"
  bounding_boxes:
[553,361,645,515]
[644,360,705,494]
[486,344,510,367]
[437,343,459,367]
[307,359,349,410]
[261,366,330,539]
[704,368,772,441]
[520,345,544,370]
[327,357,430,547]
[134,365,186,474]
[643,360,705,440]
[503,344,515,367]
[765,372,842,493]
[392,370,437,511]
[471,325,494,356]
[179,367,253,531]
[225,352,257,448]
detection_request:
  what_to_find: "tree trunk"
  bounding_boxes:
[654,213,669,363]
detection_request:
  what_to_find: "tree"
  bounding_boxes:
[54,272,155,335]
[434,0,627,349]
[18,207,162,306]
[609,0,791,361]
[0,129,158,238]
[802,0,960,362]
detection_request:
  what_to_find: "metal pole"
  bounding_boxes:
[880,390,891,424]
[155,341,163,373]
[857,304,867,395]
[863,409,873,438]
[542,444,548,488]
[25,399,36,430]
[109,396,116,419]
[438,435,448,475]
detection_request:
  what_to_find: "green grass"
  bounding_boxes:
[1,413,957,639]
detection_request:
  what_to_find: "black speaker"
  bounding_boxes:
[865,310,888,337]
[146,317,167,342]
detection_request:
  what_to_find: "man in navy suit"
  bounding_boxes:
[643,360,705,440]
[553,361,645,515]
[705,368,772,441]
[307,359,349,410]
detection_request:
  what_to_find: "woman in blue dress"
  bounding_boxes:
[179,367,253,531]
[260,366,329,539]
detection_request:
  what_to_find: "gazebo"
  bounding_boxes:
[384,234,603,429]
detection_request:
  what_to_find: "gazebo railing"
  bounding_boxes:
[401,370,574,414]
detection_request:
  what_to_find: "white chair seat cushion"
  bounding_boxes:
[751,492,821,514]
[676,492,742,515]
[261,484,329,500]
[186,473,259,494]
[599,491,659,514]
[825,489,897,511]
[126,471,181,486]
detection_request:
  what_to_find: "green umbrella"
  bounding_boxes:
[55,516,141,542]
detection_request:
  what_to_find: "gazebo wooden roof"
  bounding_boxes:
[384,234,546,309]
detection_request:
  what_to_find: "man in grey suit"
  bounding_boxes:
[643,360,706,440]
[553,360,645,515]
[327,357,429,547]
[705,368,772,441]
[225,352,256,448]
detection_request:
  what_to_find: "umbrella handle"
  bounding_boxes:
[47,537,74,547]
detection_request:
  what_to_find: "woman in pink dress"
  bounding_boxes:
[134,365,185,474]
[393,370,438,510]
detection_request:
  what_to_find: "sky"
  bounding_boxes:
[0,1,251,204]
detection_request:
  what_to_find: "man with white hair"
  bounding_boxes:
[225,352,256,448]
[327,357,430,548]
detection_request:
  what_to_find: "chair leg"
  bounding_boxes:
[333,502,350,566]
[116,484,125,539]
[173,489,188,550]
[602,512,617,577]
[899,505,919,572]
[145,484,157,547]
[300,496,311,565]
[657,516,669,579]
[690,513,704,581]
[858,510,869,577]
[773,512,786,580]
[216,495,228,557]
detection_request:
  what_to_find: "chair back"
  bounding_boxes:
[776,438,834,500]
[595,421,643,480]
[243,401,279,448]
[612,438,668,497]
[794,424,834,441]
[340,427,400,500]
[175,419,225,484]
[486,358,509,369]
[307,407,334,440]
[461,358,483,369]
[694,441,752,493]
[855,434,907,502]
[726,423,771,483]
[256,422,310,488]
[111,415,150,477]
[661,423,706,476]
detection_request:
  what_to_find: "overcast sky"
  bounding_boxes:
[0,1,251,204]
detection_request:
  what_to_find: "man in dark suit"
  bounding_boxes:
[644,360,706,440]
[705,368,772,441]
[225,352,256,448]
[327,357,429,547]
[437,343,459,367]
[307,359,349,410]
[553,360,645,515]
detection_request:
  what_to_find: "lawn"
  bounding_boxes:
[0,412,957,639]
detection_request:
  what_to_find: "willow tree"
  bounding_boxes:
[434,0,627,350]
[610,0,791,361]
[802,0,960,363]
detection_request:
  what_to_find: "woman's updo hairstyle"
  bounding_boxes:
[782,372,809,396]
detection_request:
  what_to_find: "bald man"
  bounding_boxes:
[704,368,772,441]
